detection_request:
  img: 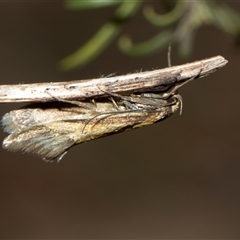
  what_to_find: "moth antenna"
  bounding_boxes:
[167,42,172,67]
[81,112,113,134]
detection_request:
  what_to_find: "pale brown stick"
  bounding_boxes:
[0,55,227,103]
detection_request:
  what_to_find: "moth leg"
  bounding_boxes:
[167,67,204,97]
[44,89,96,110]
[121,100,140,110]
[97,86,164,111]
[96,85,137,111]
[91,99,96,106]
[142,72,201,100]
[96,84,178,111]
[161,77,195,98]
[97,85,133,101]
[106,94,152,111]
[109,97,122,110]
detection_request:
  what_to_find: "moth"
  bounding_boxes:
[1,91,181,162]
[0,56,227,162]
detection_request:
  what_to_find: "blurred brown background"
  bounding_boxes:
[0,1,240,239]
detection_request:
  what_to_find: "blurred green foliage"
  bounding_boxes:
[59,0,240,70]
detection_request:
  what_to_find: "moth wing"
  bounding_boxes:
[1,103,88,134]
[1,104,93,161]
[2,124,75,162]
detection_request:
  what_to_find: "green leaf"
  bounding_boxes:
[208,2,240,35]
[118,30,173,56]
[58,22,121,70]
[143,1,186,27]
[59,1,141,70]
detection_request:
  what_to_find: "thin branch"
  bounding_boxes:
[0,56,227,103]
